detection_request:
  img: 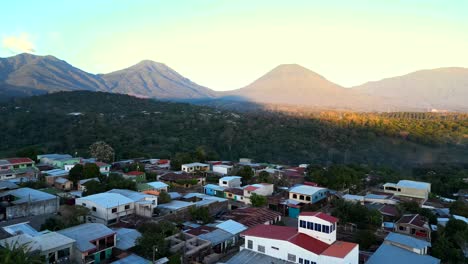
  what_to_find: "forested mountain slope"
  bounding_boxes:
[0,91,467,168]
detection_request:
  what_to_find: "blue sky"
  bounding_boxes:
[1,0,467,90]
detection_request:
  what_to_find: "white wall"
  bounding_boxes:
[76,198,134,224]
[213,165,233,175]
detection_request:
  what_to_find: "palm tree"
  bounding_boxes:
[0,241,44,264]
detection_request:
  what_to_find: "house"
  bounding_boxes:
[0,181,19,192]
[221,207,282,227]
[395,214,431,241]
[213,164,234,175]
[106,189,158,218]
[159,172,206,187]
[224,187,245,202]
[0,188,59,220]
[158,200,194,215]
[219,176,242,188]
[289,185,329,205]
[122,171,146,182]
[113,228,142,251]
[65,161,111,175]
[76,193,135,225]
[204,184,226,197]
[186,226,236,254]
[42,169,69,185]
[243,183,274,205]
[37,154,81,169]
[0,230,75,264]
[165,232,211,263]
[367,232,440,264]
[181,162,210,173]
[138,181,169,195]
[383,180,431,201]
[58,223,116,264]
[239,158,253,164]
[54,177,73,191]
[236,212,358,264]
[0,158,38,181]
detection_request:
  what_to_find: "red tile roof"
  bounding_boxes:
[94,162,109,167]
[6,158,34,164]
[397,214,427,228]
[244,186,259,192]
[300,212,338,223]
[242,225,331,255]
[125,171,145,176]
[379,204,398,217]
[225,188,244,196]
[321,241,358,258]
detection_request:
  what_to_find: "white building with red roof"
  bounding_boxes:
[236,212,358,264]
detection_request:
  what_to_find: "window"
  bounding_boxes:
[300,195,305,200]
[306,196,311,201]
[323,225,330,233]
[111,208,117,213]
[299,258,304,264]
[271,246,279,250]
[315,223,321,232]
[300,220,306,228]
[223,181,227,185]
[125,205,130,210]
[287,254,296,262]
[82,203,86,207]
[311,262,317,264]
[258,245,265,253]
[247,240,253,249]
[305,260,310,264]
[399,226,406,231]
[292,194,297,199]
[92,207,97,212]
[307,222,314,230]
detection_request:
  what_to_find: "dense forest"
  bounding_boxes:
[0,91,467,169]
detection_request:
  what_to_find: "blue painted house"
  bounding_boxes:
[287,185,329,218]
[204,184,226,197]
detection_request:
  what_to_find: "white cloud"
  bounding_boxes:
[2,33,36,53]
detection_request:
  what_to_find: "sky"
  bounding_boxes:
[1,0,468,90]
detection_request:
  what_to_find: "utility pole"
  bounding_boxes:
[152,245,158,263]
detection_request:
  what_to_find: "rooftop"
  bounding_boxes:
[125,171,145,176]
[43,169,69,177]
[321,241,358,258]
[225,249,293,264]
[198,228,233,246]
[385,232,431,249]
[0,232,75,252]
[215,220,248,235]
[182,162,209,167]
[300,212,338,223]
[114,228,141,250]
[224,187,244,195]
[146,181,169,189]
[0,187,57,204]
[158,200,193,211]
[397,214,428,228]
[221,207,281,227]
[219,176,241,181]
[106,189,154,202]
[397,180,431,190]
[204,184,226,191]
[289,185,326,196]
[58,223,115,252]
[366,244,440,264]
[77,192,134,208]
[111,254,151,264]
[55,177,69,184]
[160,172,202,181]
[6,158,34,164]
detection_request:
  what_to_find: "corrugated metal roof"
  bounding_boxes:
[226,249,294,264]
[198,229,233,246]
[114,228,141,250]
[1,187,56,204]
[106,189,153,202]
[158,200,193,211]
[219,176,241,181]
[343,194,364,201]
[385,232,431,249]
[397,180,430,190]
[111,254,151,264]
[289,185,326,196]
[204,184,226,192]
[146,181,168,189]
[367,244,440,264]
[58,223,114,252]
[216,220,247,235]
[77,193,133,208]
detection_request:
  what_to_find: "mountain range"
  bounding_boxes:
[1,53,467,112]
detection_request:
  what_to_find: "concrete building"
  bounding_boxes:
[0,188,59,220]
[0,230,75,264]
[289,185,329,205]
[238,212,358,264]
[76,193,134,225]
[219,176,242,188]
[106,189,158,218]
[395,214,431,242]
[243,183,274,205]
[181,162,209,173]
[138,181,169,195]
[367,232,440,264]
[159,172,205,188]
[213,164,234,175]
[58,223,116,264]
[37,154,81,169]
[383,180,431,200]
[0,158,38,181]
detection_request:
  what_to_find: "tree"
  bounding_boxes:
[250,193,267,207]
[189,207,213,224]
[171,152,194,170]
[83,180,106,196]
[0,241,44,264]
[68,164,83,185]
[83,163,100,179]
[158,191,171,204]
[238,166,254,184]
[89,141,114,163]
[354,230,377,250]
[40,217,66,231]
[257,171,272,183]
[450,200,468,217]
[135,221,178,259]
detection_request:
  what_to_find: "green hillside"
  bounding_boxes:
[0,91,467,169]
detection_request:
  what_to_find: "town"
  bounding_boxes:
[0,142,465,264]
